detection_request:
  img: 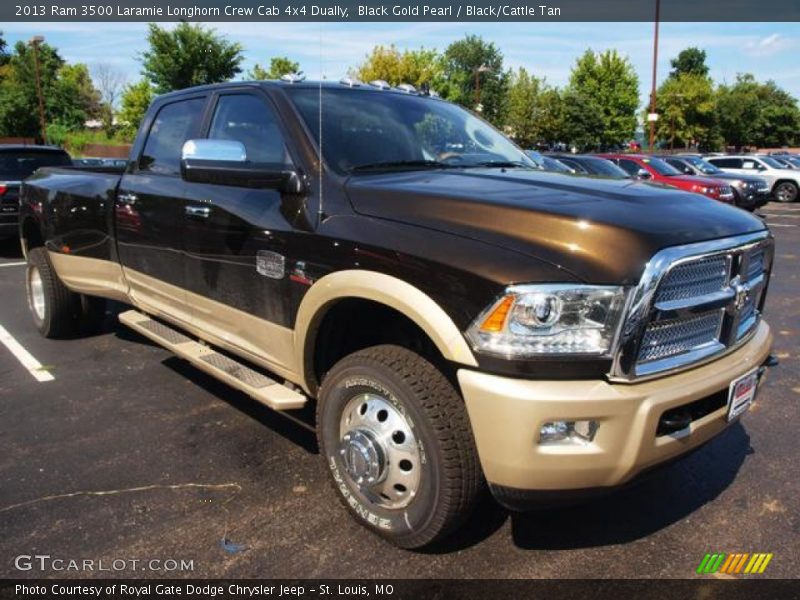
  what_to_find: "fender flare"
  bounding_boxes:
[293,270,478,390]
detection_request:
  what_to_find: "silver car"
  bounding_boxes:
[706,155,800,202]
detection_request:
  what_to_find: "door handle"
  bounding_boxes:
[117,192,138,205]
[185,205,212,218]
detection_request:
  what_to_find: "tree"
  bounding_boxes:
[505,67,544,148]
[441,35,508,125]
[92,63,127,131]
[559,89,604,151]
[355,45,444,90]
[565,49,639,149]
[117,79,154,141]
[247,56,299,80]
[669,47,709,78]
[716,74,800,149]
[140,23,243,93]
[0,40,101,139]
[655,73,717,149]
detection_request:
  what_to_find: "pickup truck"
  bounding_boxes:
[20,80,776,549]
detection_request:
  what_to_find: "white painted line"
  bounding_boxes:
[0,324,54,382]
[0,261,26,268]
[767,223,797,228]
[764,214,800,218]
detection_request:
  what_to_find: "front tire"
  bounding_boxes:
[773,181,798,203]
[317,345,483,549]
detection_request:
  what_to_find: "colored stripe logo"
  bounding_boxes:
[697,553,773,574]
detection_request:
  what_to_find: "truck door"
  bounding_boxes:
[180,91,299,372]
[116,95,207,325]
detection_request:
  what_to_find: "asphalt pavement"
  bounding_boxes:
[0,203,798,579]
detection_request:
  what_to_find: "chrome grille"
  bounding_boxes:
[612,231,773,381]
[639,312,722,363]
[655,256,728,304]
[719,185,733,196]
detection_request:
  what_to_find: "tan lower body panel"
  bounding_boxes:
[458,321,773,491]
[48,252,130,303]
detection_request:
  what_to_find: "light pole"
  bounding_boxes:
[474,64,491,112]
[648,0,661,151]
[29,35,48,144]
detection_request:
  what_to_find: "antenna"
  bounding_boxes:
[317,29,324,227]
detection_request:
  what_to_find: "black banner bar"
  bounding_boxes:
[4,0,800,22]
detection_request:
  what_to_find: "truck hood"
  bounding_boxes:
[345,169,767,285]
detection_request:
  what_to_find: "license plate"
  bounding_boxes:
[727,368,759,421]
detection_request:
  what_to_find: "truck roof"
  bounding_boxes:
[157,79,439,100]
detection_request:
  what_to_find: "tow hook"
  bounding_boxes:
[758,354,779,378]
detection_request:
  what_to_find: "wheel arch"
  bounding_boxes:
[294,270,478,394]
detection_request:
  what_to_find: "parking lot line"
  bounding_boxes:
[0,324,54,382]
[767,223,797,228]
[0,261,26,268]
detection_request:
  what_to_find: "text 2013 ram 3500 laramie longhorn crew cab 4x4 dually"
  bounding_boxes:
[19,79,776,549]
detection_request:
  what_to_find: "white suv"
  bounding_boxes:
[706,155,799,202]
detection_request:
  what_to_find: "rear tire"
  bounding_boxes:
[26,247,79,338]
[773,181,798,203]
[317,344,483,549]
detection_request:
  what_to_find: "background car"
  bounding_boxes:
[547,154,630,179]
[706,155,800,203]
[769,154,800,170]
[663,155,770,211]
[524,150,574,173]
[598,153,735,203]
[0,145,72,239]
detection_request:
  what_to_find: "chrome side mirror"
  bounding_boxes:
[181,139,247,162]
[637,168,652,179]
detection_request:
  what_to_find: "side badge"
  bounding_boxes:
[256,250,285,279]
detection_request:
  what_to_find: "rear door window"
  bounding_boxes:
[139,97,206,176]
[710,158,741,169]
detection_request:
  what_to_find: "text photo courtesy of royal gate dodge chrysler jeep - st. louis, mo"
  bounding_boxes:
[0,0,798,596]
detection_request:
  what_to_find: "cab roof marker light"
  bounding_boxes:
[397,83,417,94]
[368,80,392,90]
[339,77,362,88]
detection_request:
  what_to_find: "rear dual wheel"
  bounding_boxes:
[317,345,483,549]
[26,247,106,338]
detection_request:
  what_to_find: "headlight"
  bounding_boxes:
[466,284,627,357]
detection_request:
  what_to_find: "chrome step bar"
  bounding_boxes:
[119,310,307,411]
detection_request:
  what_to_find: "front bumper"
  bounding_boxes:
[458,321,772,503]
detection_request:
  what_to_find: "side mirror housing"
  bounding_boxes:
[180,139,304,193]
[637,168,652,179]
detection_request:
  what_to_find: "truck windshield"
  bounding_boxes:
[0,150,72,180]
[285,87,535,173]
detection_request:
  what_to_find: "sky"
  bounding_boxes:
[3,21,799,110]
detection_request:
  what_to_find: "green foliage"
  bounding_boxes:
[669,47,709,78]
[117,79,154,141]
[140,23,243,93]
[355,45,444,90]
[247,56,299,80]
[505,67,544,148]
[655,73,717,149]
[716,74,800,149]
[0,41,101,140]
[566,49,639,149]
[441,35,508,126]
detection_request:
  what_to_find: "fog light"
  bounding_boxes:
[539,420,598,445]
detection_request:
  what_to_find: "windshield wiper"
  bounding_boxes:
[350,160,452,173]
[468,160,535,169]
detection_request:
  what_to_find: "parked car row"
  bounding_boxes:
[528,150,800,210]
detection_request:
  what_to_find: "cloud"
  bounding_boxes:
[743,33,793,57]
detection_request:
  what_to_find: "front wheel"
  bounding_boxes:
[774,181,798,203]
[317,345,483,549]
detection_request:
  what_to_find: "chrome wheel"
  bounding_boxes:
[338,393,421,509]
[27,265,46,321]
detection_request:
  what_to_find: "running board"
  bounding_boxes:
[118,310,306,411]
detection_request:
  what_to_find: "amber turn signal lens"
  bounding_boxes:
[480,295,514,332]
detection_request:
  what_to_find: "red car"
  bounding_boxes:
[599,154,735,204]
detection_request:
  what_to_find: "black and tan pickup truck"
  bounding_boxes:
[19,79,776,549]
